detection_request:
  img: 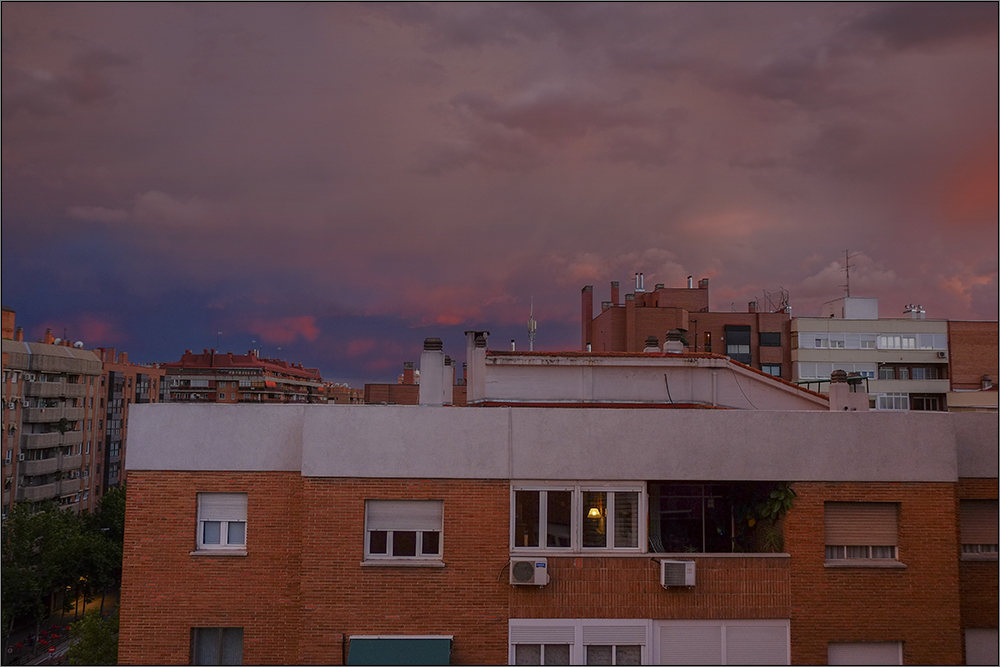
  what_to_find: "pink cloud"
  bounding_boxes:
[249,316,320,345]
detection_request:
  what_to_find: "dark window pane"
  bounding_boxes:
[421,531,440,556]
[369,530,387,554]
[614,492,639,548]
[586,645,613,665]
[545,644,571,665]
[547,491,572,548]
[515,644,541,665]
[515,491,540,547]
[759,332,781,347]
[220,628,243,665]
[393,531,417,557]
[583,491,607,548]
[617,645,642,665]
[203,521,221,545]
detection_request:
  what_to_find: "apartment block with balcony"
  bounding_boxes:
[2,331,101,516]
[792,297,951,411]
[163,349,326,404]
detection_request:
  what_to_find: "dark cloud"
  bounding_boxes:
[2,3,996,383]
[852,2,999,50]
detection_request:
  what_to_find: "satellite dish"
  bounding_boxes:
[73,341,84,348]
[53,338,62,345]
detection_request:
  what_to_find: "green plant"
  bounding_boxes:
[729,482,797,552]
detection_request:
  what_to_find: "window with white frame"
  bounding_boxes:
[512,484,643,552]
[824,502,898,562]
[364,499,443,560]
[509,619,648,666]
[197,493,247,551]
[875,393,908,410]
[877,334,916,350]
[960,500,999,557]
[191,627,243,665]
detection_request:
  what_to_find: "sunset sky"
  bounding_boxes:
[3,3,997,386]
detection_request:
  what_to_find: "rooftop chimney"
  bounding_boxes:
[44,328,54,344]
[828,369,869,412]
[610,281,620,306]
[748,301,757,313]
[643,335,660,353]
[419,338,445,406]
[402,361,415,385]
[635,272,645,293]
[698,278,709,289]
[664,329,685,354]
[15,327,24,342]
[687,276,694,289]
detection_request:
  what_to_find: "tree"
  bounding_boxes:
[67,609,118,666]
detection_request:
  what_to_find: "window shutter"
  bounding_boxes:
[509,625,576,644]
[828,642,901,665]
[367,500,442,531]
[824,503,897,545]
[582,624,647,645]
[658,624,722,665]
[725,624,788,665]
[199,493,247,521]
[960,500,999,544]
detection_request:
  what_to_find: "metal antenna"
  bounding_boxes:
[527,297,537,352]
[843,250,862,297]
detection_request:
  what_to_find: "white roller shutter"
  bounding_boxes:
[198,493,246,521]
[725,624,788,665]
[658,623,722,665]
[366,500,442,531]
[828,642,902,665]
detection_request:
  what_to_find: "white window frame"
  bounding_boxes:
[876,393,909,411]
[511,483,645,554]
[364,499,443,562]
[196,493,247,552]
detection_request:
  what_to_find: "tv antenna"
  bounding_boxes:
[527,297,537,352]
[843,250,862,297]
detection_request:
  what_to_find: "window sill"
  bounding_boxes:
[361,559,445,568]
[825,559,906,569]
[961,553,999,562]
[509,551,790,558]
[189,549,248,557]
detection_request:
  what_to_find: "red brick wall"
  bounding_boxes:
[511,555,790,619]
[785,482,962,665]
[119,471,304,665]
[121,474,511,666]
[948,321,999,390]
[297,478,510,665]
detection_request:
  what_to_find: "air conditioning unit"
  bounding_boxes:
[7,402,14,409]
[660,559,696,588]
[510,557,549,586]
[937,351,947,359]
[17,454,25,462]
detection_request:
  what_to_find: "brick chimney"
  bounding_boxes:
[402,361,415,385]
[610,281,619,307]
[581,286,594,351]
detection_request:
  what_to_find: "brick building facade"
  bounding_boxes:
[119,405,997,665]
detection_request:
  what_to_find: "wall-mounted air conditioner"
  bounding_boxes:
[660,559,696,588]
[17,454,25,462]
[937,351,947,359]
[510,557,549,586]
[7,402,14,409]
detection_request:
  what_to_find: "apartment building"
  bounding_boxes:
[119,401,997,665]
[1,309,166,515]
[582,277,793,381]
[791,297,951,411]
[163,349,325,404]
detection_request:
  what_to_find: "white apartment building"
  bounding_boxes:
[791,297,949,411]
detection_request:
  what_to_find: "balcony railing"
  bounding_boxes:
[22,406,86,424]
[21,431,85,450]
[21,454,84,476]
[23,381,87,399]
